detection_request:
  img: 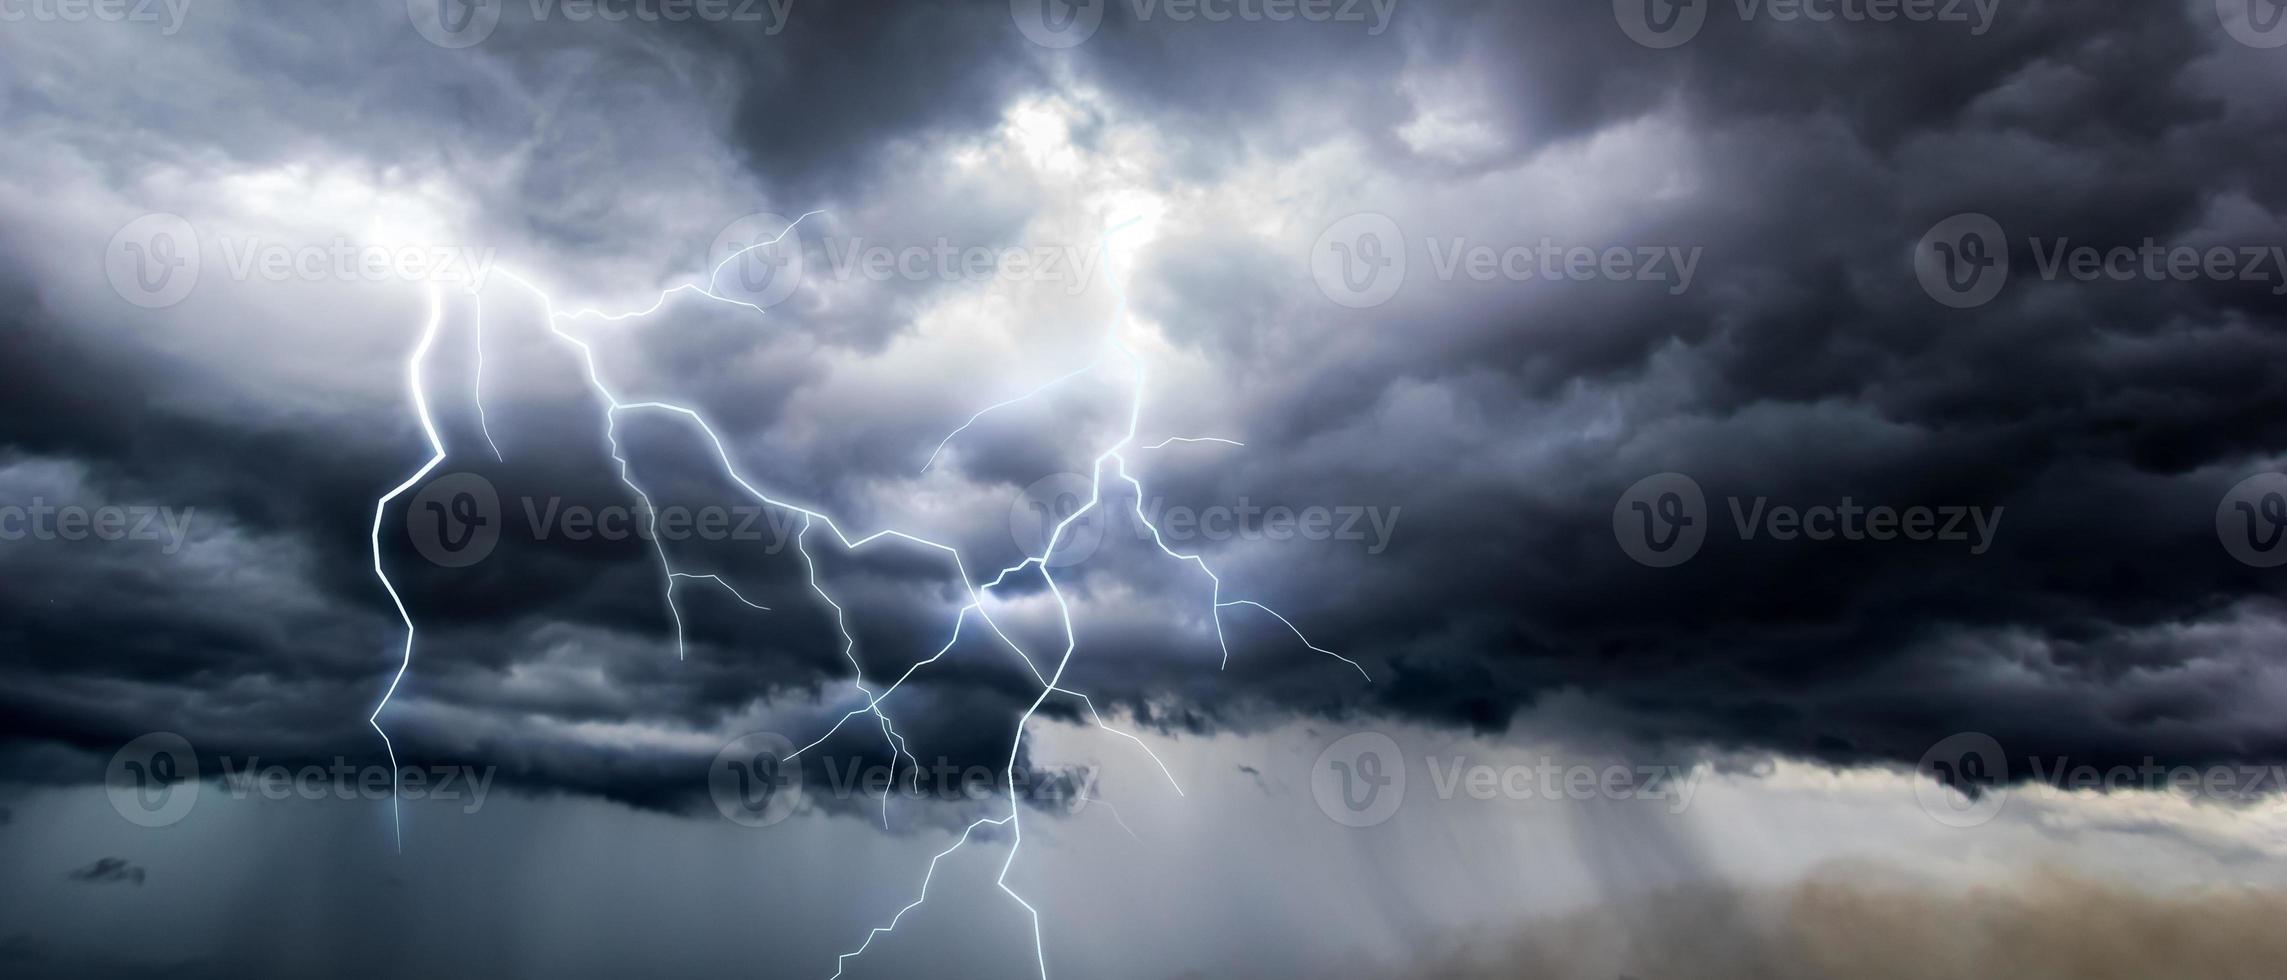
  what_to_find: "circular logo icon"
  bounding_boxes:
[708,212,810,310]
[1614,472,1707,568]
[407,472,501,568]
[1312,731,1406,828]
[709,732,804,827]
[2219,0,2287,48]
[2219,472,2287,568]
[1915,212,2010,309]
[408,0,500,48]
[107,732,200,828]
[1011,0,1105,48]
[1914,732,2009,828]
[105,213,201,309]
[1011,473,1107,567]
[1311,212,1407,309]
[1615,0,1708,48]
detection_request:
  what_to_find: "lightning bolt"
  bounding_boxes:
[1139,436,1244,450]
[369,212,1366,976]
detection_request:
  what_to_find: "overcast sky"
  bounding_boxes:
[3,1,2286,977]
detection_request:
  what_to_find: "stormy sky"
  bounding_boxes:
[2,0,2285,977]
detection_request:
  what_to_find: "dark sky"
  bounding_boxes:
[2,0,2285,976]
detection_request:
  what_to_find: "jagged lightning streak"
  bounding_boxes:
[472,299,502,462]
[370,212,1365,975]
[368,287,447,854]
[1139,436,1243,450]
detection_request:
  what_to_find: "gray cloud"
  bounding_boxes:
[1370,865,2287,980]
[0,0,2281,828]
[64,857,145,886]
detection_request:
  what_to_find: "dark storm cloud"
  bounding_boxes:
[1102,0,2287,776]
[707,0,1054,201]
[1,0,2283,820]
[64,857,146,886]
